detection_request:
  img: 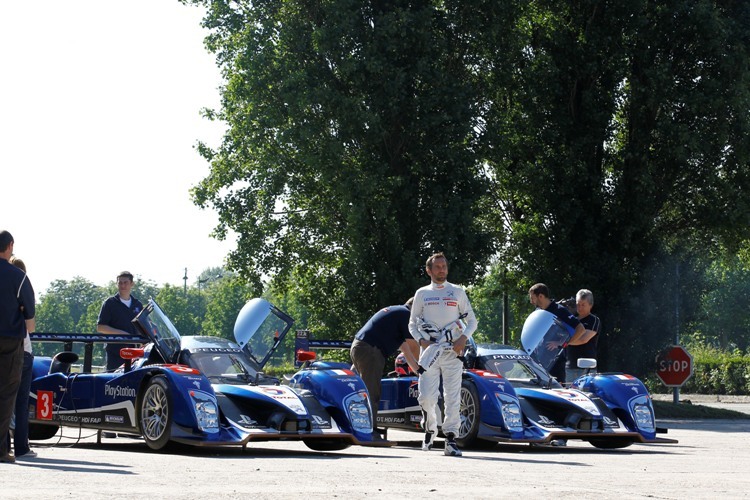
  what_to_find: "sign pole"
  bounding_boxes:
[674,264,680,404]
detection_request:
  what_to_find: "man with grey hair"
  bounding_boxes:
[566,289,601,381]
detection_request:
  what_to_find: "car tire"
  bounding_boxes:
[457,380,486,448]
[139,376,172,451]
[303,439,351,451]
[588,438,633,449]
[29,423,60,441]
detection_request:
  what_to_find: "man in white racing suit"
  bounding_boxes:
[408,252,477,457]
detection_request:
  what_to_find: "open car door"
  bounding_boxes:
[520,309,573,370]
[134,300,182,364]
[233,298,294,370]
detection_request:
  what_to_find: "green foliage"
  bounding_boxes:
[686,253,750,351]
[201,277,254,339]
[474,1,750,375]
[680,344,750,395]
[184,0,496,338]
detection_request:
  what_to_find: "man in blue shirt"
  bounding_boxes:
[96,271,143,371]
[350,298,419,433]
[0,230,35,463]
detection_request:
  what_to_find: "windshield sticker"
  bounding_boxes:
[490,353,531,360]
[194,347,243,354]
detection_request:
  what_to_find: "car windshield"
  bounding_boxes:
[136,300,182,363]
[480,354,561,389]
[189,350,260,383]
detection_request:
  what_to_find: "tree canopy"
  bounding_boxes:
[182,0,750,375]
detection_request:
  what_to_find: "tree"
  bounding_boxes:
[184,0,495,337]
[155,284,206,336]
[689,252,750,351]
[201,276,253,339]
[477,0,750,374]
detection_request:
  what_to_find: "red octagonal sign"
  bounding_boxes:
[656,345,694,387]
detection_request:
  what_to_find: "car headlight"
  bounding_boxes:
[628,395,655,433]
[632,402,655,433]
[495,393,524,432]
[344,391,372,433]
[501,402,524,432]
[190,391,219,433]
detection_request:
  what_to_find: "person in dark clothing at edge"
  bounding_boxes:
[96,271,143,371]
[0,230,36,464]
[527,283,586,384]
[566,288,601,382]
[350,298,420,438]
[7,256,37,460]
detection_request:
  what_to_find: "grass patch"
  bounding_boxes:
[653,400,749,419]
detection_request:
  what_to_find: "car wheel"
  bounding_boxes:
[303,439,351,451]
[588,438,633,449]
[457,380,483,448]
[29,423,59,441]
[140,376,172,450]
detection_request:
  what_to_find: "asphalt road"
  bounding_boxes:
[4,417,749,499]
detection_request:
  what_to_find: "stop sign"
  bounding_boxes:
[656,345,694,387]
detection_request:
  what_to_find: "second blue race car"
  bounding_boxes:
[373,309,677,449]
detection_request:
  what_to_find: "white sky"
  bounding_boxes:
[1,1,236,298]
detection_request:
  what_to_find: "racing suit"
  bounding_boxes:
[408,281,477,437]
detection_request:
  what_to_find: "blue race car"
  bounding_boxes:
[375,309,677,449]
[28,298,379,451]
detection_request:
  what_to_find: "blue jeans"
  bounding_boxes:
[12,352,34,456]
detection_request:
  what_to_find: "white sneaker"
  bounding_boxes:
[444,439,462,457]
[422,431,435,451]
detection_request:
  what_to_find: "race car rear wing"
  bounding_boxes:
[294,330,351,366]
[29,332,146,372]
